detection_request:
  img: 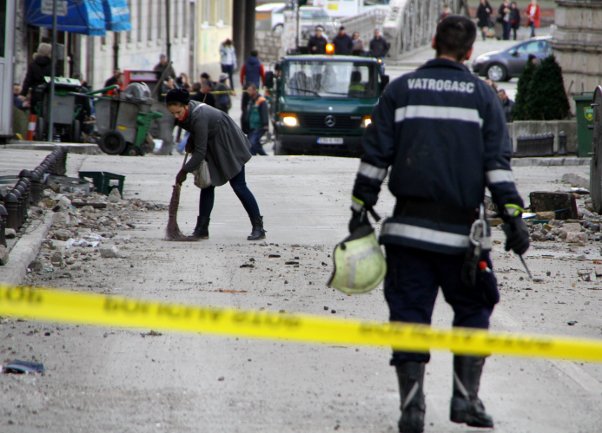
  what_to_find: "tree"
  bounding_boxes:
[524,55,570,120]
[511,57,538,121]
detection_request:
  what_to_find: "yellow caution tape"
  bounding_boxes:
[1,284,602,363]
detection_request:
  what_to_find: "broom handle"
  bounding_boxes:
[181,152,189,169]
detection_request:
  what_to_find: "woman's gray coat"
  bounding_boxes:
[178,100,252,186]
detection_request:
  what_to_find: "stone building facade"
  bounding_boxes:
[553,0,602,107]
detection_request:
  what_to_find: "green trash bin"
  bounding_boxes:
[573,92,594,157]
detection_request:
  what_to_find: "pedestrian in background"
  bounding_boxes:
[368,28,390,59]
[348,15,529,433]
[191,81,216,107]
[498,0,512,40]
[307,26,328,54]
[244,83,269,156]
[166,88,267,241]
[509,2,521,40]
[20,42,53,114]
[154,53,176,80]
[351,31,365,55]
[497,88,515,122]
[525,0,540,37]
[438,3,451,22]
[476,0,494,40]
[214,74,233,114]
[333,26,353,55]
[240,50,265,133]
[219,38,237,90]
[176,72,191,91]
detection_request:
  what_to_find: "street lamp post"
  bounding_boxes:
[47,0,58,141]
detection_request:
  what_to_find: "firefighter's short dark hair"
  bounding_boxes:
[434,15,476,61]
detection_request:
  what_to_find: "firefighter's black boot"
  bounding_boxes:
[395,362,426,433]
[192,216,209,239]
[450,355,494,428]
[247,216,266,241]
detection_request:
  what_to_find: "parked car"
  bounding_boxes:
[471,36,552,82]
[255,3,339,40]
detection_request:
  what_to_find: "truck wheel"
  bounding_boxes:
[99,131,126,155]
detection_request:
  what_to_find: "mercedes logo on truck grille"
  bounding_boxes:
[324,115,336,128]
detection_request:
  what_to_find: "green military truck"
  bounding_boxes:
[267,55,389,156]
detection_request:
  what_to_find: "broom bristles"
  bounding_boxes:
[165,184,197,241]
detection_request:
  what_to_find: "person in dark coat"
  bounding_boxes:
[498,0,512,40]
[154,53,176,81]
[368,29,390,58]
[332,26,353,55]
[476,0,494,40]
[191,81,216,107]
[167,88,266,241]
[307,26,328,54]
[509,1,521,40]
[20,42,53,115]
[349,15,529,433]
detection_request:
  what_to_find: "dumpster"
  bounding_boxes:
[95,82,162,156]
[33,77,85,142]
[573,92,594,157]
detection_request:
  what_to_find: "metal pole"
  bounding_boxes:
[165,0,171,61]
[113,33,120,70]
[47,0,58,141]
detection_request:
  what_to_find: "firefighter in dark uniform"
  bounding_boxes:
[348,16,529,433]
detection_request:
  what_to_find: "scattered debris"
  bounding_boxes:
[140,330,163,337]
[1,360,45,375]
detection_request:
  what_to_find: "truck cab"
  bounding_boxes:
[268,55,388,156]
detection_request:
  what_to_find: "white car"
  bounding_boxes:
[255,3,339,39]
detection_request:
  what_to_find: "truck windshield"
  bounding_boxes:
[284,61,378,98]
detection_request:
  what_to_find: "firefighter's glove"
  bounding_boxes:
[175,169,187,185]
[502,217,530,255]
[352,184,379,210]
[348,208,371,235]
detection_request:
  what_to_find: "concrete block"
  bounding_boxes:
[529,191,579,220]
[566,232,587,245]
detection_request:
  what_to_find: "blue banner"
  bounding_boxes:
[25,0,132,35]
[103,0,132,32]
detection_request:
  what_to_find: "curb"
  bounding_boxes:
[2,141,101,155]
[512,157,590,167]
[0,211,55,286]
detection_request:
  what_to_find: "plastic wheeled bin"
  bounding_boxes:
[95,82,163,156]
[573,92,594,157]
[33,77,85,142]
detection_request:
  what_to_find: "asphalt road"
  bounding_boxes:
[1,147,601,433]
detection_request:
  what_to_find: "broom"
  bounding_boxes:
[165,154,197,241]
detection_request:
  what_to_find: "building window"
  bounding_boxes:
[158,1,163,40]
[126,0,132,43]
[137,0,143,42]
[217,1,228,26]
[147,0,154,41]
[201,1,211,26]
[182,0,188,37]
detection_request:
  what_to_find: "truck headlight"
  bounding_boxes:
[361,116,372,128]
[280,113,299,127]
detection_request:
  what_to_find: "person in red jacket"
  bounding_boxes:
[525,0,541,37]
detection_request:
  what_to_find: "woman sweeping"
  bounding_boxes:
[166,88,266,241]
